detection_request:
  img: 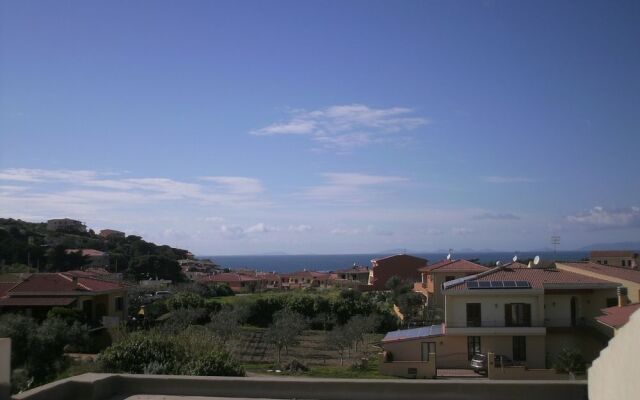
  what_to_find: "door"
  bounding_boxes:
[421,342,436,361]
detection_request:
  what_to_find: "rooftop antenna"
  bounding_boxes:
[551,235,560,254]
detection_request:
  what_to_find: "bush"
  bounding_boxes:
[166,292,205,310]
[553,348,586,374]
[181,349,245,376]
[99,332,180,374]
[47,307,85,325]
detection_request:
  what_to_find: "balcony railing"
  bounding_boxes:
[448,317,595,329]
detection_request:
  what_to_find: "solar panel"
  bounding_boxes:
[515,281,531,288]
[478,281,491,288]
[466,281,479,289]
[490,281,504,288]
[503,281,516,288]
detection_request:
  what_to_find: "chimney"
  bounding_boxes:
[527,261,533,268]
[72,276,79,288]
[617,287,629,307]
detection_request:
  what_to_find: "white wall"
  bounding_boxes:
[446,293,543,327]
[589,309,640,400]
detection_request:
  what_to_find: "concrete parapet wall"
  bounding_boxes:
[379,360,435,379]
[12,373,588,400]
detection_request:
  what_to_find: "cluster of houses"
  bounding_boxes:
[379,251,640,379]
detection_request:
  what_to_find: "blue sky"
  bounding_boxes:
[1,0,639,255]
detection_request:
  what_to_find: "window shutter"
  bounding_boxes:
[524,304,531,326]
[505,304,512,326]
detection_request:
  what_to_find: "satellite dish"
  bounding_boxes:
[496,261,502,266]
[446,253,451,260]
[512,255,518,262]
[533,255,540,266]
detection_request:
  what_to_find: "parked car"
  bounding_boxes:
[470,353,514,374]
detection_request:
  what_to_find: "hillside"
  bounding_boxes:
[0,218,190,282]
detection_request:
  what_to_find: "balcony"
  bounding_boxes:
[446,319,546,336]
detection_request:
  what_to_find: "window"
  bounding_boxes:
[603,260,608,265]
[513,336,526,362]
[115,297,124,311]
[421,342,436,361]
[606,297,618,307]
[466,303,482,327]
[467,336,481,360]
[505,303,531,327]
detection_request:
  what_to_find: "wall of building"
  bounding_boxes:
[0,338,9,400]
[427,272,469,308]
[556,264,640,303]
[589,309,640,400]
[446,293,543,328]
[379,355,436,379]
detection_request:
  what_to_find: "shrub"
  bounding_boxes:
[181,349,245,376]
[553,348,586,374]
[99,332,179,374]
[166,292,205,310]
[46,307,85,325]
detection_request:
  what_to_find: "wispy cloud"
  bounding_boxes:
[301,172,408,202]
[452,227,476,236]
[566,206,640,229]
[200,176,264,194]
[474,212,521,220]
[251,104,430,150]
[483,176,534,184]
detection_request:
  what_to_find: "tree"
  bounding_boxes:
[264,309,307,366]
[207,308,240,344]
[326,326,351,365]
[553,348,586,375]
[129,255,182,282]
[396,291,425,323]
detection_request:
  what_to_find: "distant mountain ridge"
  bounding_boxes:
[577,242,640,251]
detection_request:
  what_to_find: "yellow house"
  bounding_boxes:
[380,262,619,375]
[0,272,129,326]
[556,262,640,303]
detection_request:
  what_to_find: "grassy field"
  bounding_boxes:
[233,327,388,378]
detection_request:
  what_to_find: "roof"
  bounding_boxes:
[8,273,128,294]
[558,262,640,284]
[0,297,76,307]
[590,250,638,258]
[334,265,370,274]
[595,303,640,329]
[372,254,428,264]
[381,324,445,343]
[282,270,332,279]
[65,249,107,257]
[444,265,619,291]
[0,282,18,297]
[419,259,489,274]
[199,273,260,283]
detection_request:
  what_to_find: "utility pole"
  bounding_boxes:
[551,236,561,254]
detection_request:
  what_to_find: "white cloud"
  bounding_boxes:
[245,222,271,234]
[452,227,476,236]
[288,224,312,233]
[483,176,534,184]
[566,206,640,229]
[474,212,521,220]
[302,172,408,202]
[200,176,264,194]
[251,104,430,150]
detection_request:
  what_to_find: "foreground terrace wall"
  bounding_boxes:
[13,373,587,400]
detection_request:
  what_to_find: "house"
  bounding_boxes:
[556,261,640,303]
[379,262,619,374]
[332,264,370,285]
[199,272,263,293]
[0,273,129,326]
[594,287,640,337]
[280,270,332,289]
[589,250,639,269]
[368,254,427,290]
[417,259,489,308]
[67,267,123,282]
[99,229,125,239]
[65,248,109,268]
[178,258,222,281]
[46,218,86,232]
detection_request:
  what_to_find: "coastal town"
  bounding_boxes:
[0,217,638,398]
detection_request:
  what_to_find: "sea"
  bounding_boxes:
[199,251,588,273]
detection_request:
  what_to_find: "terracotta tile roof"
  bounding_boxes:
[419,259,489,273]
[590,250,638,258]
[558,262,640,284]
[8,273,127,294]
[0,282,18,297]
[199,273,260,283]
[595,303,640,329]
[444,265,618,291]
[65,249,107,257]
[0,297,76,307]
